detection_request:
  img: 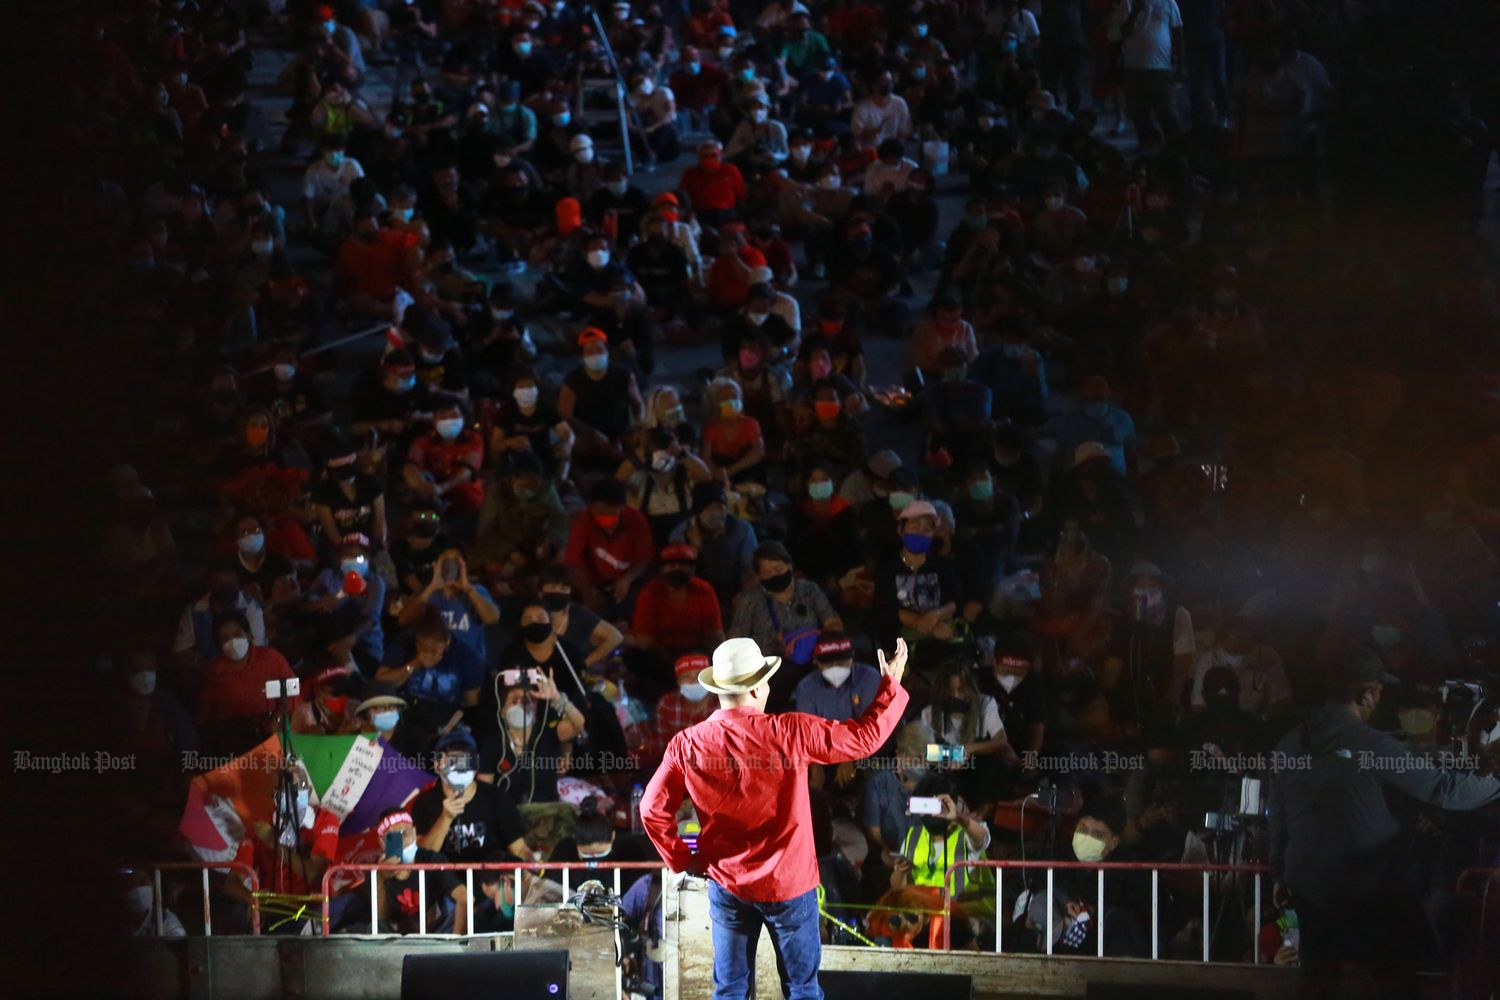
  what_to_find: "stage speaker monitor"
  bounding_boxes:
[401,950,570,1000]
[1087,985,1253,1000]
[819,969,973,1000]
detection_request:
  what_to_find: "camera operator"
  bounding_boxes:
[1270,650,1500,999]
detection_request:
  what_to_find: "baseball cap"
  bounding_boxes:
[1337,649,1400,687]
[660,543,697,563]
[896,500,938,522]
[675,654,711,677]
[435,725,478,753]
[867,449,903,480]
[692,481,727,513]
[813,631,854,663]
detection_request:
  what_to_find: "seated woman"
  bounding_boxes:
[785,462,864,594]
[490,365,575,483]
[617,425,713,548]
[547,796,657,892]
[701,377,767,486]
[478,661,586,807]
[789,381,866,486]
[790,337,867,417]
[916,659,1018,809]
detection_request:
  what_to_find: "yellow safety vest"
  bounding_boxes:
[901,824,965,894]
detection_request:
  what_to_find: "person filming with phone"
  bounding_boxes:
[640,636,911,1000]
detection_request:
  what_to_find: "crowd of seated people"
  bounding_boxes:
[86,0,1500,969]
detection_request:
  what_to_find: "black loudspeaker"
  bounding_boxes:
[819,969,973,999]
[401,950,570,999]
[1086,985,1253,1000]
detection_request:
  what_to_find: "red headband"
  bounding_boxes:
[814,638,853,660]
[675,654,710,677]
[377,811,414,836]
[997,655,1030,670]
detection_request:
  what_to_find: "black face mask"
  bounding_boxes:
[521,621,554,644]
[412,520,438,538]
[664,570,692,589]
[762,571,793,593]
[943,697,970,713]
[922,817,950,836]
[542,593,571,612]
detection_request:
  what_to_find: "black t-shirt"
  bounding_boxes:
[988,671,1046,744]
[564,364,634,440]
[548,832,657,892]
[313,474,384,542]
[411,780,528,862]
[480,717,564,805]
[626,238,690,305]
[415,347,469,394]
[875,553,962,647]
[392,533,454,590]
[830,245,903,299]
[252,376,329,428]
[235,550,293,601]
[495,400,563,468]
[492,636,593,708]
[382,847,460,933]
[351,368,436,428]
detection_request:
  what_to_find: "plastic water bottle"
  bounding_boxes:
[630,784,645,834]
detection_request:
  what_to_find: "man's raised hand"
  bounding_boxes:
[877,637,909,684]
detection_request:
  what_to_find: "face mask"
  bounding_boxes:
[504,704,535,729]
[594,513,620,531]
[912,66,927,80]
[554,112,571,127]
[607,180,628,196]
[762,570,793,593]
[739,67,756,83]
[807,480,834,501]
[583,352,609,373]
[516,41,534,55]
[273,363,297,382]
[1372,625,1402,649]
[445,766,476,789]
[915,23,929,37]
[902,532,934,554]
[576,147,596,164]
[997,673,1022,693]
[662,405,686,426]
[130,671,157,696]
[889,491,914,512]
[751,108,768,123]
[738,348,761,371]
[222,637,250,660]
[238,531,265,555]
[412,519,438,538]
[1044,196,1064,212]
[435,417,464,440]
[323,20,337,34]
[1082,401,1108,419]
[386,124,405,138]
[664,569,692,588]
[1072,832,1108,862]
[401,842,419,863]
[821,666,851,687]
[1399,708,1436,738]
[578,846,612,860]
[521,621,554,644]
[680,682,709,702]
[587,249,610,268]
[391,374,417,393]
[814,400,841,422]
[720,398,743,417]
[687,61,702,74]
[819,174,841,191]
[542,592,571,612]
[513,385,539,408]
[371,709,400,732]
[326,151,344,168]
[342,558,368,577]
[636,78,655,96]
[1106,276,1129,296]
[968,479,994,502]
[251,239,275,257]
[651,450,676,474]
[791,145,811,163]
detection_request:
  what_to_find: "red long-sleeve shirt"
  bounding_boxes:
[640,675,908,902]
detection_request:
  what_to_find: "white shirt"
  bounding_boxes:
[173,593,268,655]
[851,96,913,149]
[919,695,1006,747]
[1189,644,1291,714]
[632,85,676,127]
[863,156,919,196]
[1113,0,1182,71]
[770,288,800,332]
[302,158,365,205]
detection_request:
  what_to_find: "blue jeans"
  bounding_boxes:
[708,882,822,1000]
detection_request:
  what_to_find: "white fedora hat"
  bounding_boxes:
[699,637,781,695]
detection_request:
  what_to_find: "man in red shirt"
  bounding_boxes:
[678,140,745,227]
[631,543,726,674]
[669,47,730,129]
[564,478,656,617]
[334,212,419,320]
[641,637,909,999]
[647,653,718,761]
[402,396,485,514]
[197,612,300,736]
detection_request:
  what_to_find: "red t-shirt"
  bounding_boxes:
[641,677,909,902]
[335,230,415,300]
[631,577,724,655]
[198,645,299,728]
[563,507,656,586]
[679,161,746,212]
[406,429,485,512]
[703,414,763,467]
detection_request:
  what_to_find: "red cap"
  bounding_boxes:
[376,811,414,836]
[316,5,335,21]
[660,543,697,563]
[739,246,767,268]
[653,191,679,206]
[813,636,853,661]
[675,654,711,677]
[578,327,608,347]
[313,664,353,688]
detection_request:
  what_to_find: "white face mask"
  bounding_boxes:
[679,682,708,702]
[513,385,539,407]
[587,248,610,268]
[130,671,157,696]
[819,174,841,190]
[238,531,265,555]
[445,769,476,789]
[435,417,464,440]
[401,842,419,863]
[751,108,768,123]
[273,363,296,381]
[1072,831,1108,862]
[637,79,655,96]
[583,352,609,373]
[651,450,676,473]
[576,147,596,164]
[791,145,811,162]
[222,637,250,661]
[820,666,851,688]
[251,239,275,257]
[505,704,535,729]
[997,673,1023,693]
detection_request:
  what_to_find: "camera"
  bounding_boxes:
[926,743,966,765]
[907,796,945,817]
[501,667,544,688]
[265,677,301,700]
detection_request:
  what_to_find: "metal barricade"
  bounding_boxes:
[940,859,1272,960]
[135,861,262,936]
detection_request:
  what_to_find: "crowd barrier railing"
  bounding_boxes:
[135,861,261,936]
[939,859,1273,960]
